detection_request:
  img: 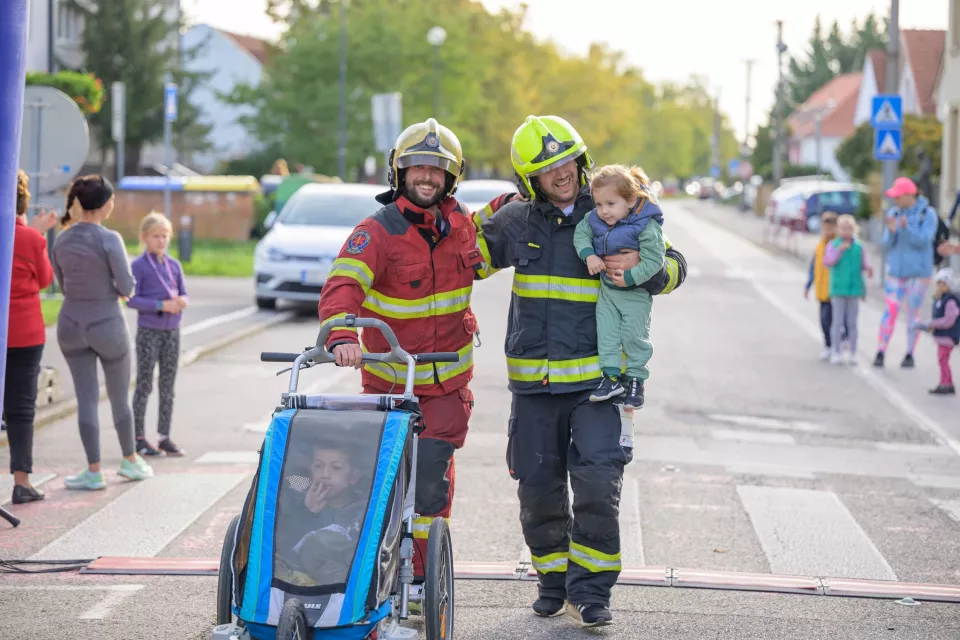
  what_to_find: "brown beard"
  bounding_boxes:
[402,179,445,208]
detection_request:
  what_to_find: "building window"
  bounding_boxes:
[57,4,82,43]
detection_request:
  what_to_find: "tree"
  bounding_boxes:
[835,115,942,181]
[68,0,210,174]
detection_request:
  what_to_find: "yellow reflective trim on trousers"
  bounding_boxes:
[512,274,600,303]
[364,342,473,385]
[531,551,569,574]
[329,258,374,290]
[569,542,621,573]
[505,356,603,384]
[361,286,471,320]
[322,312,358,334]
[413,516,449,539]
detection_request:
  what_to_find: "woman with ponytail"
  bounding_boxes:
[50,175,154,490]
[5,170,56,504]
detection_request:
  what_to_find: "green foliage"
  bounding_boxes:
[225,0,740,181]
[836,115,943,181]
[66,0,211,172]
[25,71,105,114]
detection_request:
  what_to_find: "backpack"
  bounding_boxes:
[934,210,951,268]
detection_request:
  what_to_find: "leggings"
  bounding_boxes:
[831,297,860,354]
[57,310,135,465]
[939,344,955,387]
[878,277,930,355]
[133,327,180,439]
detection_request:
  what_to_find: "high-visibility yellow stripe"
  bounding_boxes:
[361,286,471,320]
[329,258,374,290]
[413,516,450,539]
[512,274,599,303]
[660,256,680,295]
[321,312,358,334]
[473,202,497,227]
[474,232,499,279]
[569,541,621,573]
[505,356,604,384]
[363,342,473,385]
[531,551,569,574]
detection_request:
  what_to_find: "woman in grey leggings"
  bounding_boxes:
[51,175,154,490]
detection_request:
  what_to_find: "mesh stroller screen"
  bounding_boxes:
[272,410,384,591]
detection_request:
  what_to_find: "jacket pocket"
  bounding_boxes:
[459,247,484,270]
[506,320,542,356]
[394,263,431,289]
[506,242,542,268]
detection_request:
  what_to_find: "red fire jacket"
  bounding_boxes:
[319,195,484,396]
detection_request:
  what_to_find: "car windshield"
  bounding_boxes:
[278,191,381,227]
[456,183,516,203]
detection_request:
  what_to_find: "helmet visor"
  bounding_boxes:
[524,149,584,178]
[396,152,459,174]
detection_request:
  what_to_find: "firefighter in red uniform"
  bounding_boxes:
[318,118,483,582]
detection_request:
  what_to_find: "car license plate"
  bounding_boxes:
[300,270,324,285]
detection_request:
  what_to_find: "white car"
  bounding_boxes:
[254,183,385,309]
[454,179,518,214]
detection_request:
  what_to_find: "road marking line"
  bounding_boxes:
[711,429,797,445]
[738,486,897,581]
[705,413,824,432]
[78,584,145,620]
[180,306,259,337]
[243,367,353,433]
[195,451,260,464]
[620,477,645,567]
[930,499,960,523]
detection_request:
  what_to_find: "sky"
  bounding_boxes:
[181,0,950,143]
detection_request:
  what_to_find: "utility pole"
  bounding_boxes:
[337,0,348,181]
[774,20,787,186]
[743,58,755,155]
[882,0,900,195]
[712,88,721,186]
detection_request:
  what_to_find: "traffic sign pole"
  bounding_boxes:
[112,81,126,182]
[163,73,177,220]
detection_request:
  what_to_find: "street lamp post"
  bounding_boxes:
[337,0,348,181]
[427,26,446,117]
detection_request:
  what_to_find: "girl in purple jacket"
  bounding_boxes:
[126,213,188,456]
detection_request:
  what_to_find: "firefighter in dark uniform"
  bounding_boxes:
[473,115,686,627]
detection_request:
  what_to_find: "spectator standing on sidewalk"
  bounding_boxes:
[126,213,188,457]
[913,268,959,396]
[5,170,57,504]
[874,177,938,369]
[51,175,154,490]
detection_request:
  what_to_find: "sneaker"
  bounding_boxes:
[64,469,107,491]
[901,354,915,369]
[829,352,844,365]
[929,385,957,395]
[158,438,185,456]
[532,597,565,618]
[136,438,161,457]
[623,378,644,409]
[873,352,885,368]
[567,603,613,627]
[845,351,858,366]
[117,455,154,481]
[820,349,832,361]
[590,376,624,402]
[12,485,45,504]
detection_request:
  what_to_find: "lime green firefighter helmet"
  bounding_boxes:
[510,115,594,198]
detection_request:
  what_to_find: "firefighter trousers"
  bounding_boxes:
[506,389,631,608]
[364,385,473,578]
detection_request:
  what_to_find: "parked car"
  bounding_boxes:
[253,183,385,309]
[773,183,868,233]
[454,179,518,213]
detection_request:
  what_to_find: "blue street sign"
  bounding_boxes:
[870,95,902,130]
[710,164,721,178]
[164,83,178,123]
[727,158,740,174]
[874,129,902,161]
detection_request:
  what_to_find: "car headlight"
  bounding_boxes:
[267,247,288,262]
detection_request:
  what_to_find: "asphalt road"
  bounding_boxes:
[1,199,959,640]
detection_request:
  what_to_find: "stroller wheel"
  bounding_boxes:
[424,518,454,640]
[277,598,310,640]
[217,515,241,625]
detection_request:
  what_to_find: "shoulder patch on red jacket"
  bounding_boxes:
[345,229,372,254]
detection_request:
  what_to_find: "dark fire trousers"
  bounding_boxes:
[507,389,631,608]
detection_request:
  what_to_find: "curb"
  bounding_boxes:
[1,310,296,445]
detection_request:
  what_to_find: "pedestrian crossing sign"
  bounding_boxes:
[874,129,902,161]
[870,95,902,130]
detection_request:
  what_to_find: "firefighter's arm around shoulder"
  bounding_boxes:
[318,221,384,350]
[472,193,516,280]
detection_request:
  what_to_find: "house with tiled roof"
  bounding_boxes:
[936,2,960,224]
[181,25,271,173]
[853,29,947,126]
[787,72,862,181]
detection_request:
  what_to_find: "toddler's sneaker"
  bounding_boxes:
[929,384,957,395]
[623,378,644,409]
[845,351,858,366]
[567,603,613,627]
[64,469,107,491]
[873,351,885,367]
[136,437,161,457]
[118,455,154,481]
[820,348,832,361]
[590,376,624,402]
[901,354,915,369]
[532,597,565,618]
[829,352,844,365]
[158,438,185,456]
